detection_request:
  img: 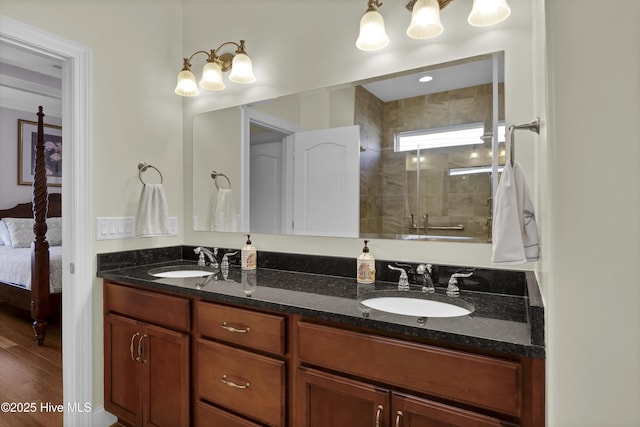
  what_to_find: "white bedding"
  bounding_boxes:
[0,245,62,293]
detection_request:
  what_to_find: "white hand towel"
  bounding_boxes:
[212,188,238,232]
[136,183,170,237]
[491,162,539,265]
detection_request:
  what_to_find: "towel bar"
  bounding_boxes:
[138,162,163,184]
[211,171,231,190]
[508,118,540,167]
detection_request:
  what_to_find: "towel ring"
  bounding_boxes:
[211,171,231,190]
[508,118,540,167]
[138,162,163,184]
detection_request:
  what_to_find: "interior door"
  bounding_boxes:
[292,125,360,237]
[250,140,284,234]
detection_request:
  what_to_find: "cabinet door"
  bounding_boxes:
[296,367,390,427]
[142,323,190,427]
[392,393,511,427]
[105,313,143,427]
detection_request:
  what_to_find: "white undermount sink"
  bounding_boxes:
[148,266,217,279]
[359,291,474,318]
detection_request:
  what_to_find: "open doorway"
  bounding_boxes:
[1,16,95,426]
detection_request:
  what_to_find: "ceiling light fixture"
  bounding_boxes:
[174,40,256,97]
[356,0,511,51]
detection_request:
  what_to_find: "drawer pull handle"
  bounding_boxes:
[395,410,403,427]
[221,322,251,333]
[130,332,140,361]
[375,404,384,427]
[137,334,147,364]
[221,375,250,389]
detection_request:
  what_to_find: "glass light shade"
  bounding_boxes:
[356,10,390,51]
[199,61,225,90]
[406,0,443,40]
[174,69,199,96]
[228,53,256,84]
[468,0,511,27]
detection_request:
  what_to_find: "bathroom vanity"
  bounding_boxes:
[98,246,544,427]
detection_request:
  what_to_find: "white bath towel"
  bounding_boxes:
[491,162,539,265]
[212,188,238,232]
[136,183,170,237]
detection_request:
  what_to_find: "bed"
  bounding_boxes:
[0,107,61,346]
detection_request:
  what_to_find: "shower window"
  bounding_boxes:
[394,122,486,152]
[392,122,505,240]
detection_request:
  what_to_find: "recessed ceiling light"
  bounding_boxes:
[418,75,433,83]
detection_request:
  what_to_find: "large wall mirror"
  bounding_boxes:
[193,52,505,243]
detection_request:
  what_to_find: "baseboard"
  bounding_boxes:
[92,405,117,427]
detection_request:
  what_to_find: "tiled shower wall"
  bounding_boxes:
[357,83,505,239]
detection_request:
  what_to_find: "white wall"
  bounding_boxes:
[543,0,640,425]
[1,0,184,414]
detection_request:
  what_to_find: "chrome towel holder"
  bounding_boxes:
[211,171,231,190]
[138,162,163,184]
[508,118,540,167]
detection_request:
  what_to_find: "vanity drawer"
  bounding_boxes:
[196,301,286,355]
[104,281,190,331]
[297,321,522,417]
[197,339,286,427]
[195,401,263,427]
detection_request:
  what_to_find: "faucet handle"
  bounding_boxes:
[221,251,237,269]
[388,265,410,291]
[194,247,206,266]
[447,272,473,296]
[393,263,416,284]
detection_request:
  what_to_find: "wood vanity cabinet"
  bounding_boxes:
[102,280,544,427]
[104,281,190,427]
[296,367,512,427]
[294,320,541,427]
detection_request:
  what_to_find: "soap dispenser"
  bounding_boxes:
[357,240,375,284]
[241,235,257,271]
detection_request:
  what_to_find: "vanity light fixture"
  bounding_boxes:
[356,0,511,51]
[355,1,390,51]
[174,40,256,97]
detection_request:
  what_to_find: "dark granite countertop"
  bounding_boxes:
[97,248,545,359]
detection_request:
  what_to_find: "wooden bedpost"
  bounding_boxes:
[31,106,51,346]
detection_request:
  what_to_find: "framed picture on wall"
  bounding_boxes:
[18,119,62,187]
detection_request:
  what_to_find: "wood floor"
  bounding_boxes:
[0,303,62,427]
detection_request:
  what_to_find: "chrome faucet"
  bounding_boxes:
[446,271,473,297]
[416,264,438,293]
[194,247,218,268]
